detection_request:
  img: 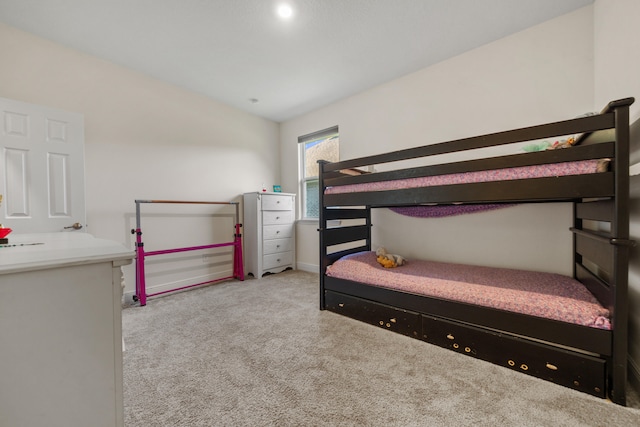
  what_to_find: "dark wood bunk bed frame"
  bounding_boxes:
[318,98,635,405]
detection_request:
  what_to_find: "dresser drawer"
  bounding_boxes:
[263,238,293,255]
[263,224,293,240]
[262,210,293,225]
[263,251,293,269]
[261,195,293,211]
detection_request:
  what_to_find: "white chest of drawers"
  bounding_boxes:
[243,192,296,277]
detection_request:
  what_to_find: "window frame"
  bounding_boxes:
[298,126,339,220]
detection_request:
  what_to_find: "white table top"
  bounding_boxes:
[0,232,134,275]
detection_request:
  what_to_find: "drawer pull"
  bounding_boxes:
[276,230,280,234]
[546,363,558,371]
[276,245,280,248]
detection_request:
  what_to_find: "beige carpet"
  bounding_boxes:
[123,270,640,426]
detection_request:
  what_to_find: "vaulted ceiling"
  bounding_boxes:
[0,0,594,122]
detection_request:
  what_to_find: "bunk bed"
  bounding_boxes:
[318,98,634,405]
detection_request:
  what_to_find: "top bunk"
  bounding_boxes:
[320,98,634,208]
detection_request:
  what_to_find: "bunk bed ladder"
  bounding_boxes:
[571,99,634,405]
[318,160,372,309]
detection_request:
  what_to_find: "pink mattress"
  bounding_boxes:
[326,251,611,330]
[325,159,608,195]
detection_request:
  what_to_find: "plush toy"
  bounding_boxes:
[547,136,576,150]
[375,247,406,268]
[522,141,551,152]
[523,136,576,152]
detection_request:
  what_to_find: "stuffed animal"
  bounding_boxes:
[375,247,406,268]
[547,136,576,150]
[523,136,576,152]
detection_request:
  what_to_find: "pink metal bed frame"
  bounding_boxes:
[132,199,244,306]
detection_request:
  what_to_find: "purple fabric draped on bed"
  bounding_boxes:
[389,204,517,218]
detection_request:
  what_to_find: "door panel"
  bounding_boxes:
[0,97,85,233]
[4,148,29,217]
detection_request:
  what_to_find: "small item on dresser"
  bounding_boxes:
[0,225,11,245]
[375,247,406,268]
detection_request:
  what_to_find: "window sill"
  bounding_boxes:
[297,218,319,225]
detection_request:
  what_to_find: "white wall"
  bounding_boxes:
[0,23,280,295]
[594,0,640,391]
[282,6,594,275]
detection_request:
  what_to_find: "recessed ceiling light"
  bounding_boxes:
[277,4,293,19]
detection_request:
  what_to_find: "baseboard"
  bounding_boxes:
[296,262,319,274]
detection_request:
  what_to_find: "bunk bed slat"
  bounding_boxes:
[324,208,369,221]
[575,233,614,274]
[576,200,614,222]
[323,225,370,246]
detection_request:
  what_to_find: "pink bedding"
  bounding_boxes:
[325,159,607,195]
[326,251,611,330]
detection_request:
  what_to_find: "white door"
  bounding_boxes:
[0,97,86,234]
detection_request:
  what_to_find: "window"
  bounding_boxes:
[299,126,339,219]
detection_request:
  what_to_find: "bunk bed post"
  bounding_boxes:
[609,100,632,405]
[318,160,328,310]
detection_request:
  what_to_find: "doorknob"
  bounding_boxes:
[64,222,83,230]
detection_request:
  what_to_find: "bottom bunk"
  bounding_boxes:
[321,252,620,403]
